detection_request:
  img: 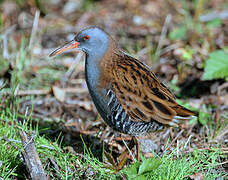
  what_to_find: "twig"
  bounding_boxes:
[55,87,88,94]
[155,14,172,57]
[1,87,88,97]
[64,156,68,180]
[2,136,20,150]
[184,134,193,149]
[29,10,40,49]
[214,128,228,142]
[14,84,20,97]
[1,24,16,59]
[61,51,85,87]
[2,33,9,59]
[216,82,228,125]
[217,82,228,95]
[19,131,47,180]
[122,139,136,162]
[163,129,184,153]
[211,160,228,166]
[197,147,228,153]
[137,47,149,57]
[48,158,62,179]
[113,135,153,141]
[177,140,180,158]
[65,146,89,160]
[199,10,228,22]
[49,158,60,171]
[2,137,55,149]
[160,43,180,56]
[75,12,93,31]
[1,89,51,96]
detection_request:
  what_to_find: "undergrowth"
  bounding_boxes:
[0,101,226,179]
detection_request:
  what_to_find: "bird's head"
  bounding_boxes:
[49,26,110,58]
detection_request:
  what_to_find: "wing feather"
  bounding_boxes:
[110,52,195,126]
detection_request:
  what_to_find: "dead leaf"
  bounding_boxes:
[52,86,66,102]
[104,151,116,167]
[188,172,204,180]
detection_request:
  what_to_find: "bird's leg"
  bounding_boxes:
[114,137,135,171]
[118,137,135,162]
[118,136,140,162]
[133,136,140,161]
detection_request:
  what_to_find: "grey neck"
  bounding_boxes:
[84,38,109,91]
[84,45,109,116]
[84,36,110,118]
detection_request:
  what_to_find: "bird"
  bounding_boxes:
[49,26,195,146]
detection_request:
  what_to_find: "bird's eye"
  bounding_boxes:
[83,35,90,40]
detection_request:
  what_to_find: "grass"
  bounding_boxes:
[124,149,226,179]
[0,101,118,179]
[0,99,226,179]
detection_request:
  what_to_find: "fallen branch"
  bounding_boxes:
[19,131,47,180]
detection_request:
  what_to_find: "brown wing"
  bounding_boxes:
[110,52,195,127]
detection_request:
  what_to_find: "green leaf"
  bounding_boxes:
[0,58,9,76]
[134,175,147,180]
[126,162,141,178]
[138,158,161,175]
[224,46,228,51]
[203,50,228,80]
[206,18,222,29]
[181,47,195,61]
[198,111,210,125]
[169,26,187,40]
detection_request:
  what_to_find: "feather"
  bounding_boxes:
[100,50,196,128]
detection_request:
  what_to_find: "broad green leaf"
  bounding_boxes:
[126,162,141,178]
[138,158,161,175]
[169,26,187,40]
[134,175,147,180]
[203,50,228,80]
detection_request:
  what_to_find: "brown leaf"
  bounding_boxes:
[188,172,204,180]
[52,86,66,102]
[117,154,128,171]
[104,151,116,168]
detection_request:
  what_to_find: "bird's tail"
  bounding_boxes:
[173,105,197,123]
